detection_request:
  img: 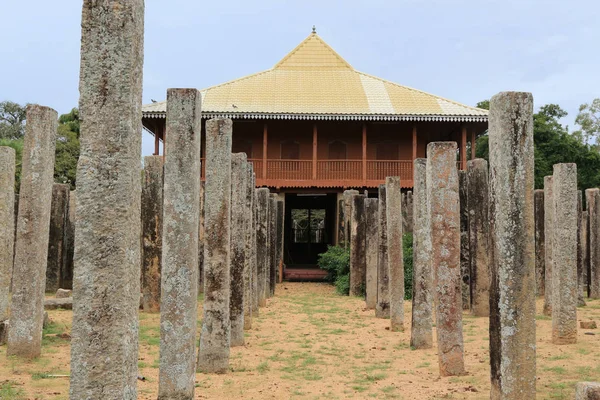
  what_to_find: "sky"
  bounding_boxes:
[1,0,599,156]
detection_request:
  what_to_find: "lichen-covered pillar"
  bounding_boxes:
[576,382,600,399]
[69,2,144,396]
[268,196,277,297]
[587,188,600,299]
[343,190,359,249]
[364,198,378,310]
[426,142,464,376]
[458,170,471,311]
[276,200,284,283]
[243,164,254,329]
[251,186,259,316]
[551,163,578,345]
[197,118,232,374]
[159,89,202,397]
[337,199,345,245]
[141,156,163,312]
[410,158,432,349]
[376,184,389,318]
[488,92,536,399]
[534,189,545,297]
[46,184,70,293]
[349,194,366,297]
[402,191,413,234]
[61,191,76,290]
[581,209,589,299]
[0,147,15,322]
[467,158,491,317]
[386,177,404,332]
[198,180,205,293]
[544,176,555,315]
[229,154,247,347]
[256,188,270,307]
[8,105,57,360]
[577,191,586,307]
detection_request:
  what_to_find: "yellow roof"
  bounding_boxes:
[143,32,487,122]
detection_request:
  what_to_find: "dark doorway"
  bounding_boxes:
[284,193,336,267]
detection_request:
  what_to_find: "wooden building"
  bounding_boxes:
[142,30,488,273]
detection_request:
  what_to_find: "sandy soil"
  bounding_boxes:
[1,282,599,399]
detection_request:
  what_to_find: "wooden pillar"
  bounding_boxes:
[460,125,467,170]
[412,125,417,161]
[470,129,476,160]
[362,124,367,185]
[312,124,317,180]
[153,123,160,155]
[162,123,167,157]
[262,123,268,180]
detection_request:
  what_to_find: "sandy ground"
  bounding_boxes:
[1,282,599,399]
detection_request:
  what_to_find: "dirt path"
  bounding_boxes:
[1,282,599,399]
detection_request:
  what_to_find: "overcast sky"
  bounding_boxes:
[2,0,599,155]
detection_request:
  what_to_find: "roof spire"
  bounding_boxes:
[312,25,316,34]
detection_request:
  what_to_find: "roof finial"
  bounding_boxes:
[312,25,316,34]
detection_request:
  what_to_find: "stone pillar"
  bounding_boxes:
[575,382,600,399]
[386,177,404,332]
[488,92,536,399]
[587,188,600,299]
[61,191,76,290]
[243,163,254,329]
[375,184,389,318]
[534,189,545,296]
[256,188,270,307]
[198,180,205,293]
[349,194,366,297]
[197,118,232,374]
[46,184,69,293]
[8,105,57,359]
[577,191,586,307]
[343,190,359,249]
[0,147,15,322]
[426,142,464,376]
[251,185,259,316]
[364,198,378,310]
[410,158,432,349]
[551,163,578,345]
[268,196,277,297]
[467,158,491,317]
[544,176,555,315]
[402,191,413,234]
[276,200,284,283]
[230,154,247,347]
[159,89,202,398]
[337,199,345,245]
[458,170,471,311]
[141,156,163,312]
[581,209,589,299]
[69,2,144,396]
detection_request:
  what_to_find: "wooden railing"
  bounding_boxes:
[317,160,362,180]
[266,160,312,180]
[367,160,413,182]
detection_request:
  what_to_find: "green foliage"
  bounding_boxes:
[0,382,25,400]
[0,137,23,191]
[334,274,350,296]
[0,101,27,140]
[574,98,600,145]
[54,108,80,189]
[403,233,413,300]
[317,245,350,295]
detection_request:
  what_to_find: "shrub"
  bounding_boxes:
[334,274,350,296]
[318,245,350,295]
[403,233,413,300]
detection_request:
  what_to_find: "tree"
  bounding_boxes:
[54,108,80,189]
[574,98,600,146]
[0,101,27,139]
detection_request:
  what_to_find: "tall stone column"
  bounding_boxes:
[197,118,232,374]
[426,142,464,376]
[141,155,163,312]
[534,189,545,296]
[488,92,536,399]
[0,147,15,322]
[251,185,259,316]
[551,163,578,345]
[198,180,205,293]
[46,184,70,292]
[337,199,345,245]
[364,198,378,309]
[349,194,366,297]
[410,158,432,349]
[467,158,491,317]
[62,191,76,290]
[243,163,254,329]
[268,196,277,296]
[230,154,248,347]
[276,200,284,283]
[159,89,202,398]
[581,210,589,299]
[587,188,600,299]
[69,2,144,396]
[376,184,389,318]
[8,105,57,359]
[343,190,359,249]
[577,191,586,307]
[544,176,555,315]
[386,177,404,332]
[256,188,270,307]
[458,170,471,310]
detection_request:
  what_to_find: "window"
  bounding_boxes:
[281,140,300,160]
[291,208,326,244]
[328,140,347,159]
[376,141,399,160]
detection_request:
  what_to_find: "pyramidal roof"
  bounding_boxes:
[143,32,488,122]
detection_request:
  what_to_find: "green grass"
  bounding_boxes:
[0,382,26,400]
[257,361,270,373]
[139,325,160,346]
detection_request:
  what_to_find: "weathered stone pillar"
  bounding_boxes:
[8,105,57,360]
[467,158,491,317]
[69,2,144,396]
[0,147,15,322]
[243,163,254,329]
[576,382,600,399]
[581,209,589,299]
[61,191,76,290]
[276,200,284,283]
[376,184,389,318]
[198,180,205,293]
[338,199,345,245]
[46,184,70,293]
[402,190,413,234]
[251,185,259,316]
[488,92,536,399]
[350,194,366,297]
[577,191,586,307]
[364,198,378,309]
[410,158,432,349]
[544,176,555,315]
[426,142,464,376]
[587,188,600,299]
[256,188,270,307]
[268,196,277,296]
[197,118,232,374]
[343,190,359,249]
[141,156,163,312]
[458,170,471,310]
[159,89,202,398]
[386,177,404,332]
[551,163,578,345]
[230,154,247,347]
[534,189,545,296]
